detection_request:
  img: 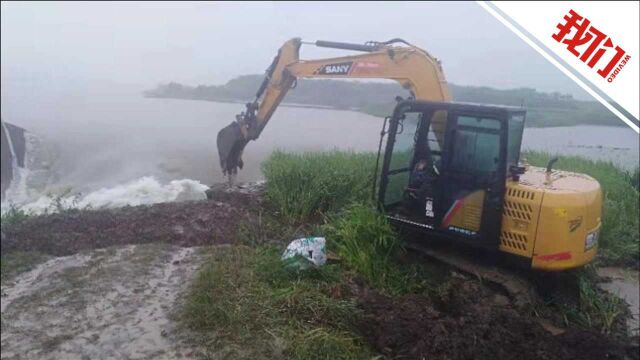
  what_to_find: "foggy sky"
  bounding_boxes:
[1,1,589,102]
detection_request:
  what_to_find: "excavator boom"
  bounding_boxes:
[216,38,451,177]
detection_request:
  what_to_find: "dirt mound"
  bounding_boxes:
[356,279,637,360]
[1,187,260,256]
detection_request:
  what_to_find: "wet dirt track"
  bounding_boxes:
[356,278,638,360]
[1,188,260,359]
[1,186,638,360]
[1,244,204,359]
[1,190,259,256]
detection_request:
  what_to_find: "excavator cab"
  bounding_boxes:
[378,100,526,250]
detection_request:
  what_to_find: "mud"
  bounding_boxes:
[356,277,639,360]
[1,183,637,359]
[598,267,640,336]
[1,243,205,359]
[1,187,261,256]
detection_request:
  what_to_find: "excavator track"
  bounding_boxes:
[405,240,539,308]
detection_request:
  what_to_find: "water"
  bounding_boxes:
[597,267,640,335]
[1,89,638,213]
[523,126,639,169]
[12,177,209,215]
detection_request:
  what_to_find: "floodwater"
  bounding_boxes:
[597,267,640,335]
[1,89,383,192]
[523,126,639,169]
[1,88,638,210]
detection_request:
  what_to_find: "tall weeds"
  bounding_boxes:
[322,204,403,291]
[262,150,376,222]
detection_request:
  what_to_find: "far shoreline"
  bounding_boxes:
[143,94,629,129]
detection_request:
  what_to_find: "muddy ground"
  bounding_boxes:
[1,185,638,359]
[1,243,205,359]
[598,267,640,336]
[1,186,260,256]
[354,278,638,360]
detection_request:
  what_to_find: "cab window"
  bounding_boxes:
[450,116,501,174]
[507,114,524,168]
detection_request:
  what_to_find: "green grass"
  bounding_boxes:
[571,271,625,335]
[323,203,445,295]
[322,204,402,291]
[262,150,377,222]
[182,245,373,359]
[1,207,44,285]
[186,216,442,358]
[235,207,318,247]
[523,151,639,266]
[186,149,637,355]
[264,150,638,267]
[627,167,639,191]
[533,268,628,336]
[0,206,30,228]
[1,251,48,285]
[1,207,48,284]
[261,150,442,293]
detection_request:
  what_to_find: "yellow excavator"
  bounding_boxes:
[217,38,602,272]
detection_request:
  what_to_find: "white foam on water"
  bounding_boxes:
[1,127,209,215]
[1,121,28,204]
[1,176,209,215]
[1,167,32,207]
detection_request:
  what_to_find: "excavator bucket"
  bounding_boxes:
[216,121,247,176]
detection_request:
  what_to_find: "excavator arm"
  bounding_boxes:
[217,37,451,177]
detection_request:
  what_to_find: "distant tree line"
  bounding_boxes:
[144,75,620,127]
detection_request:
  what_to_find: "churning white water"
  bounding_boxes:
[0,90,384,215]
[1,123,34,207]
[1,176,208,215]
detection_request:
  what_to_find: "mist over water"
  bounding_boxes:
[1,85,637,214]
[3,87,383,186]
[0,87,384,212]
[1,1,635,214]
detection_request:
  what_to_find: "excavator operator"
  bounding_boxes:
[405,145,439,216]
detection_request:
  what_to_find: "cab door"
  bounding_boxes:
[438,112,507,248]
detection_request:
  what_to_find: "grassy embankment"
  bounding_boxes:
[1,208,47,285]
[255,149,639,267]
[183,151,442,358]
[183,150,638,357]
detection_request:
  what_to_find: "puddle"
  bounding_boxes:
[597,267,640,335]
[1,244,205,359]
[0,253,92,312]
